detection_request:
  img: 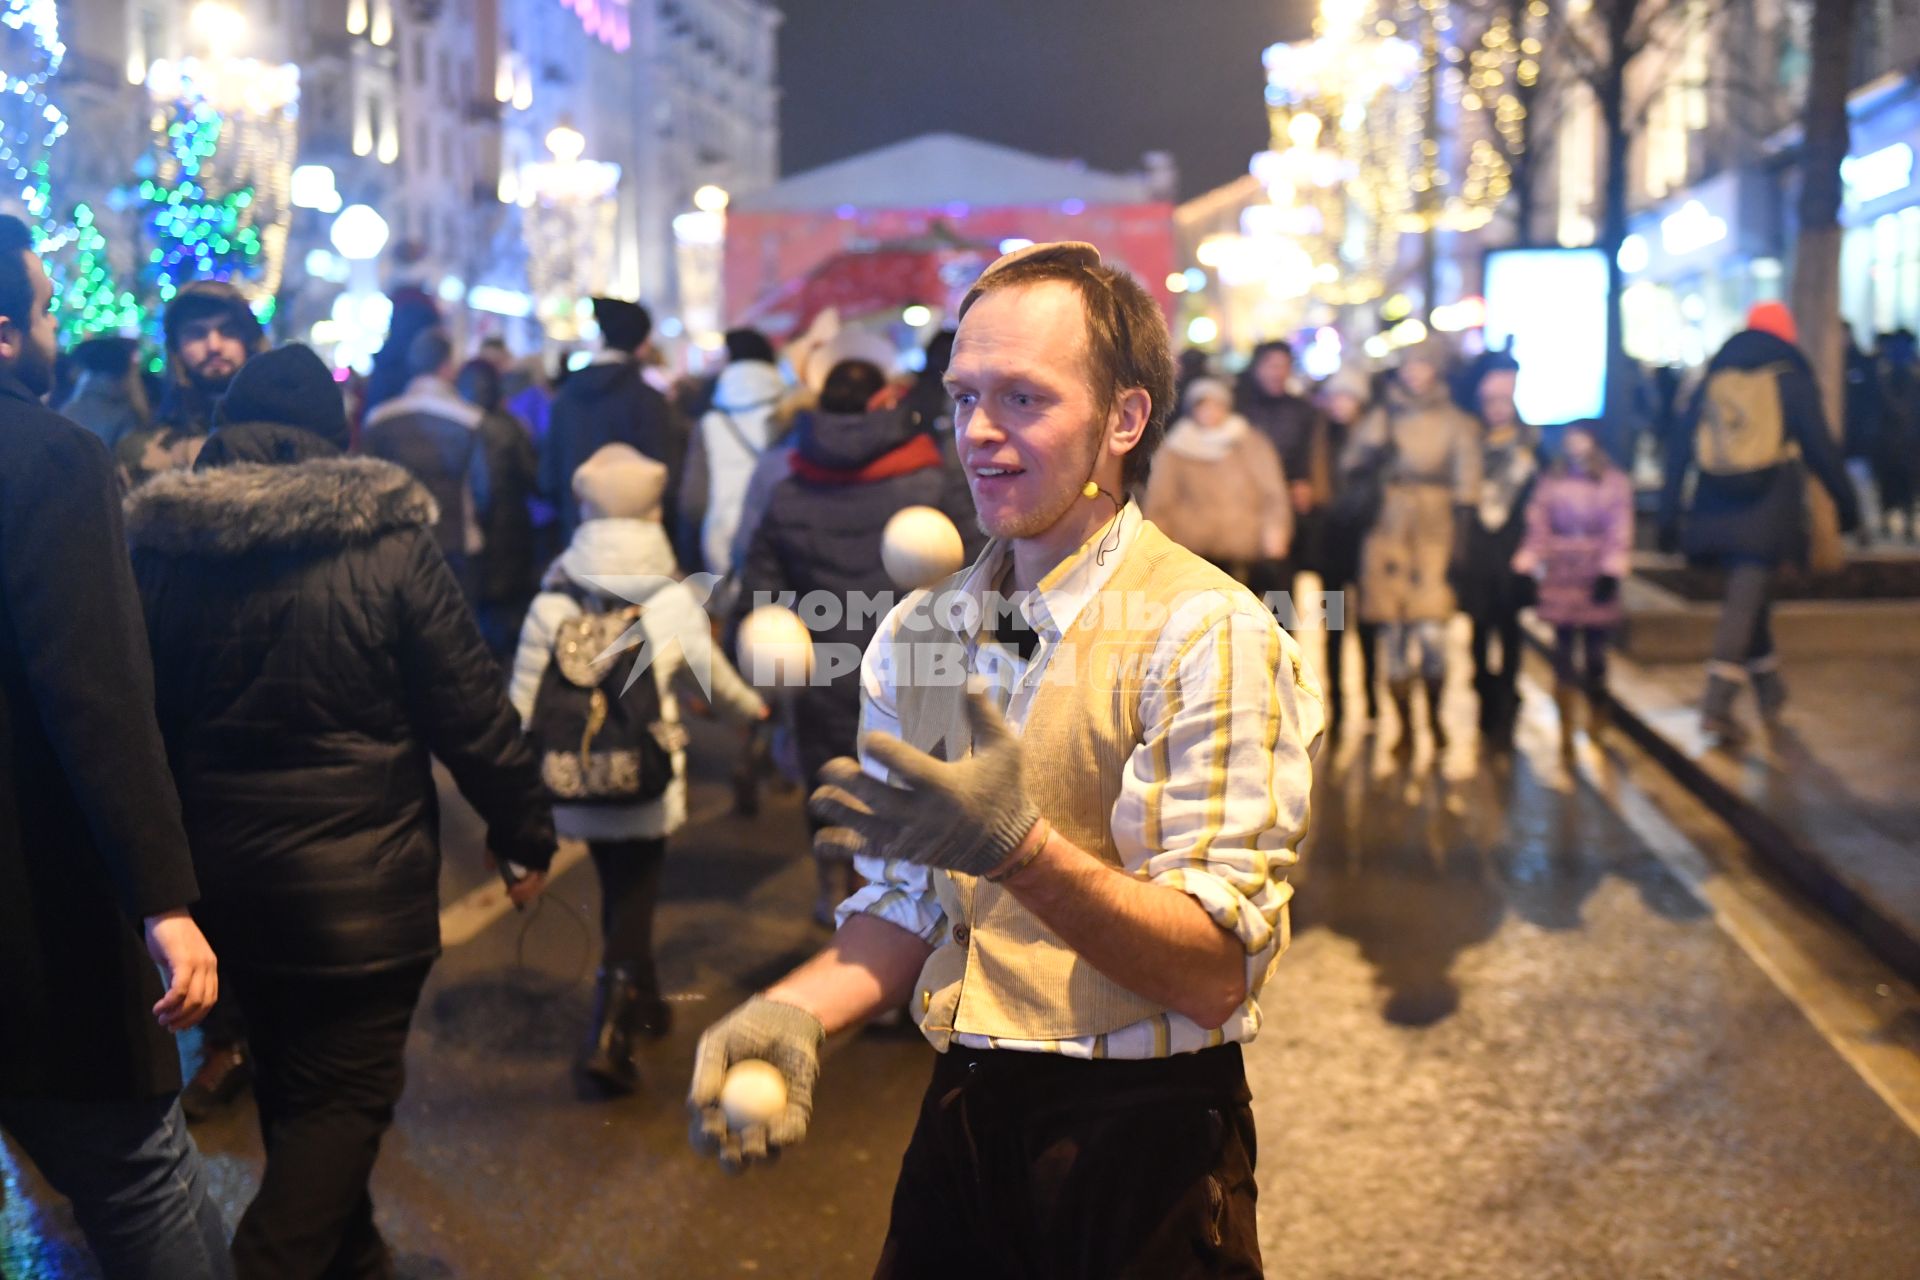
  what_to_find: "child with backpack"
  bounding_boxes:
[509,444,767,1094]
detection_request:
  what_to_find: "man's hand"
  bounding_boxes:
[688,996,825,1171]
[144,909,217,1033]
[1289,480,1316,514]
[507,869,547,908]
[809,689,1039,877]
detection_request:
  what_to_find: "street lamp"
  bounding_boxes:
[189,1,248,58]
[330,204,390,261]
[545,121,586,164]
[693,184,730,214]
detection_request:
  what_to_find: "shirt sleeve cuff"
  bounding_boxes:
[1151,865,1278,957]
[835,857,948,943]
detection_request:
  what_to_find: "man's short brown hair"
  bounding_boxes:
[958,242,1175,491]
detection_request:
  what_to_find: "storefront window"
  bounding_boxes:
[1900,207,1920,332]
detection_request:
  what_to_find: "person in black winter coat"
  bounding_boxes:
[1237,340,1332,598]
[735,361,983,922]
[0,214,231,1280]
[126,343,557,1280]
[1660,302,1859,744]
[542,297,689,548]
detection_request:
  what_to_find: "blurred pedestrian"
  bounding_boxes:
[61,335,150,448]
[127,343,555,1280]
[542,297,687,547]
[0,213,230,1280]
[1842,325,1884,542]
[1514,421,1632,756]
[1237,339,1332,598]
[457,357,542,655]
[1320,368,1381,737]
[363,327,489,598]
[734,358,981,925]
[510,445,766,1093]
[156,280,265,435]
[1173,345,1212,409]
[1660,302,1859,745]
[1345,341,1481,759]
[1143,375,1291,580]
[1457,363,1538,751]
[361,286,441,421]
[679,331,787,577]
[1872,328,1917,543]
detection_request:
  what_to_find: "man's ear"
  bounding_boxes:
[1107,386,1151,461]
[0,315,19,367]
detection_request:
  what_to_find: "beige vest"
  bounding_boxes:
[891,519,1249,1048]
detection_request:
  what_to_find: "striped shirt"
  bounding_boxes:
[838,503,1322,1058]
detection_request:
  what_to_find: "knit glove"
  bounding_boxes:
[688,996,825,1171]
[1592,574,1620,605]
[809,688,1040,877]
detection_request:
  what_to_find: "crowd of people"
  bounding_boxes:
[2,202,1911,1278]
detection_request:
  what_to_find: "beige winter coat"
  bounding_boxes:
[1345,385,1483,624]
[1142,416,1292,566]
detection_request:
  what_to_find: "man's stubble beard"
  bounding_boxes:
[12,338,55,399]
[973,423,1105,543]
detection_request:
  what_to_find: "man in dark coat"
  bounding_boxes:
[0,215,231,1278]
[154,279,266,436]
[542,296,688,548]
[1660,302,1859,744]
[362,327,490,598]
[456,356,541,655]
[127,342,556,1279]
[1236,339,1331,593]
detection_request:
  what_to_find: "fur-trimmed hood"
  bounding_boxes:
[125,456,440,558]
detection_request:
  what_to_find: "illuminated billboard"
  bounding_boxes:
[1483,247,1609,426]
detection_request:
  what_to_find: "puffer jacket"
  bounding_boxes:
[542,355,687,545]
[691,359,787,574]
[126,453,555,977]
[735,405,982,784]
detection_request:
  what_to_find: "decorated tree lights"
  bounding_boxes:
[133,57,298,333]
[0,0,67,234]
[510,121,621,342]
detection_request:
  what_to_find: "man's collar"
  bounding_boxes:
[950,501,1141,642]
[0,371,43,407]
[590,348,631,367]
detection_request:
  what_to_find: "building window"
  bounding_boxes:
[412,36,427,86]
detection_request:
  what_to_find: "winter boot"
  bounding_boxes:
[1425,676,1449,753]
[1554,681,1580,759]
[1749,661,1788,725]
[579,967,643,1095]
[1389,680,1416,760]
[1473,672,1497,736]
[1700,669,1747,749]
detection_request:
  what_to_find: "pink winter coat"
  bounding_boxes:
[1512,464,1633,628]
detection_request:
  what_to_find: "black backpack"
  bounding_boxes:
[527,586,675,806]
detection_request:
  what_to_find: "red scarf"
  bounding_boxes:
[788,433,944,486]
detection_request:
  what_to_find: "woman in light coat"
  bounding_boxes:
[510,445,767,1093]
[1143,377,1292,582]
[1344,344,1482,756]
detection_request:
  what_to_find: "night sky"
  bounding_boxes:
[774,0,1313,201]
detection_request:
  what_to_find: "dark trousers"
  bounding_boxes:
[0,1094,233,1279]
[874,1044,1262,1280]
[1554,625,1613,688]
[1709,559,1775,671]
[589,837,666,992]
[229,961,432,1280]
[1471,605,1525,716]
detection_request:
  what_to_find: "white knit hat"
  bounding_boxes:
[572,444,667,522]
[1183,376,1233,411]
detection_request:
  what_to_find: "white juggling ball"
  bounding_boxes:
[881,505,965,591]
[719,1059,789,1130]
[736,605,814,688]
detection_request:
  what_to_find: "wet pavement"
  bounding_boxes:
[5,651,1920,1278]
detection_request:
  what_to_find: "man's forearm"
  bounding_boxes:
[997,827,1247,1029]
[764,913,932,1036]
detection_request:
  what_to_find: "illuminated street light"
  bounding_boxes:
[330,204,390,260]
[901,304,933,327]
[546,121,586,163]
[693,184,731,214]
[189,1,248,57]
